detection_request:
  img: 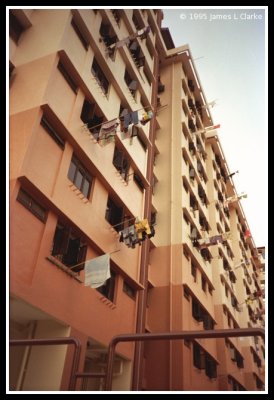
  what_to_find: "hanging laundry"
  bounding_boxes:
[201,100,218,109]
[140,110,153,125]
[224,193,247,207]
[245,297,253,305]
[119,225,139,249]
[84,254,110,288]
[98,118,119,146]
[110,37,130,49]
[244,229,251,238]
[121,124,139,140]
[135,218,151,240]
[120,110,139,131]
[137,26,150,40]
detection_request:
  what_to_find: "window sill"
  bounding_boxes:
[97,295,116,309]
[68,183,89,203]
[46,256,83,283]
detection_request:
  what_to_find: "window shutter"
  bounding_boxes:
[52,225,69,256]
[63,237,80,266]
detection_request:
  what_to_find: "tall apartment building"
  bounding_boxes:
[9,9,265,391]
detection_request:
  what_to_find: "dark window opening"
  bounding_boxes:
[105,196,124,231]
[191,263,197,281]
[111,9,121,25]
[71,18,88,50]
[57,61,78,93]
[124,70,138,98]
[97,269,116,302]
[132,11,144,31]
[201,247,211,262]
[133,173,145,191]
[123,281,136,299]
[17,189,47,223]
[81,99,105,139]
[99,21,117,59]
[9,12,24,43]
[193,342,205,369]
[205,354,217,379]
[91,58,109,95]
[202,276,207,292]
[51,223,87,272]
[68,155,92,198]
[113,146,130,181]
[129,40,145,68]
[40,116,65,149]
[188,79,195,92]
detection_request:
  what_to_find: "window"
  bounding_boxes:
[111,9,121,26]
[99,21,117,59]
[57,61,78,93]
[71,18,88,50]
[91,58,109,95]
[183,286,190,301]
[97,270,116,302]
[40,116,65,149]
[124,70,138,98]
[191,263,197,281]
[205,354,217,379]
[193,342,205,369]
[202,276,207,292]
[132,11,143,30]
[133,173,145,191]
[129,40,145,69]
[68,155,92,198]
[17,189,47,222]
[192,299,203,322]
[254,374,264,390]
[105,196,124,231]
[123,281,136,299]
[228,375,246,391]
[51,222,87,271]
[9,12,24,43]
[80,99,104,139]
[113,146,130,181]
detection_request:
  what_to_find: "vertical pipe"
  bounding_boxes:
[104,341,117,390]
[131,35,160,392]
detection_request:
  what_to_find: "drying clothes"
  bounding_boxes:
[245,298,253,305]
[135,218,151,240]
[210,234,223,245]
[98,119,119,146]
[120,111,139,131]
[119,225,139,249]
[140,111,153,125]
[121,124,139,140]
[198,237,211,248]
[137,26,150,40]
[111,37,130,49]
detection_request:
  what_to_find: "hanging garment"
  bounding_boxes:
[122,111,139,130]
[209,234,223,245]
[119,225,139,249]
[113,37,130,49]
[98,119,119,145]
[135,218,151,240]
[198,237,211,247]
[84,254,110,288]
[245,298,253,305]
[140,110,153,125]
[137,26,151,40]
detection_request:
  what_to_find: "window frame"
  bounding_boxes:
[68,155,92,199]
[17,189,47,223]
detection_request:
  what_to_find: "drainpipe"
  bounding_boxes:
[131,52,159,390]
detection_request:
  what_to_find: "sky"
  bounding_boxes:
[162,7,267,248]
